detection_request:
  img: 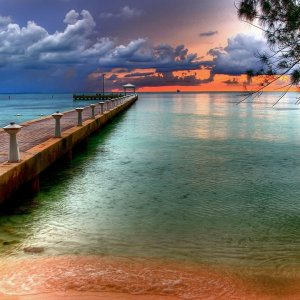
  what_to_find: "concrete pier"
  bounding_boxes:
[0,94,138,205]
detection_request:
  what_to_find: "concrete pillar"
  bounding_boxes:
[76,107,84,126]
[90,104,96,119]
[107,100,111,110]
[3,122,22,163]
[99,102,105,114]
[52,111,63,138]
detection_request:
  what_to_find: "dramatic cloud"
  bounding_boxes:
[0,9,203,91]
[199,30,218,37]
[0,7,268,92]
[99,6,142,19]
[98,41,201,72]
[208,34,267,76]
[124,72,155,77]
[0,10,200,72]
[111,72,213,88]
[0,10,100,69]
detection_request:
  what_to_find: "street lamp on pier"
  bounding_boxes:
[102,74,105,96]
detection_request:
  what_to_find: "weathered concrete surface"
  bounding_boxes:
[0,95,138,205]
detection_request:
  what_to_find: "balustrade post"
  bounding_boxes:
[3,122,22,163]
[76,107,84,126]
[99,102,105,114]
[90,104,96,119]
[52,111,63,138]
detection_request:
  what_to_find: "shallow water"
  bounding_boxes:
[0,93,98,127]
[1,92,300,298]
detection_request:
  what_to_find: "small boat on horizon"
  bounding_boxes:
[176,89,180,93]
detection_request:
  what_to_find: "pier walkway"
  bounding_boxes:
[0,94,138,204]
[0,104,107,164]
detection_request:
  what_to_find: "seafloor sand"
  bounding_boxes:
[0,291,182,300]
[0,255,300,299]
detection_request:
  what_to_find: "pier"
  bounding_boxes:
[0,94,138,205]
[73,93,123,101]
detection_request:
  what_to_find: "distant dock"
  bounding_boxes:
[0,94,138,205]
[73,93,123,101]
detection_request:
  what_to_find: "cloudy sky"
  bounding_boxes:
[0,0,273,92]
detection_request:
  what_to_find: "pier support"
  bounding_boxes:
[3,122,22,163]
[76,107,84,126]
[52,111,63,138]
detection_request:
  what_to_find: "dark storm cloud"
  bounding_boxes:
[111,72,214,88]
[0,1,266,91]
[208,34,267,75]
[98,41,201,72]
[0,9,200,72]
[0,9,203,91]
[124,72,155,77]
[199,30,218,37]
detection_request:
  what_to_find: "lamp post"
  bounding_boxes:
[102,73,105,96]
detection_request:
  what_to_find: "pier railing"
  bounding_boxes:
[0,94,136,164]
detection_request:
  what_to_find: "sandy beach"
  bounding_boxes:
[0,291,182,300]
[1,255,300,300]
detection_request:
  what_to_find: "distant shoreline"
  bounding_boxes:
[0,91,297,95]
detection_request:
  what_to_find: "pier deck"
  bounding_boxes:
[0,107,95,164]
[0,94,138,204]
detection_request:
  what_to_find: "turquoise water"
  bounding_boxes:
[0,93,101,127]
[1,92,300,271]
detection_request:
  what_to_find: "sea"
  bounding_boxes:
[0,92,300,299]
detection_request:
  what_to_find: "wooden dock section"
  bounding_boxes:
[0,94,138,205]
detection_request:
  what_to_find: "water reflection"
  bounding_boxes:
[158,92,300,143]
[1,93,300,271]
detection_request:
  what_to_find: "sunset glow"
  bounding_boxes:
[0,0,288,93]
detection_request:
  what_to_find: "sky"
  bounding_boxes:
[0,0,287,92]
